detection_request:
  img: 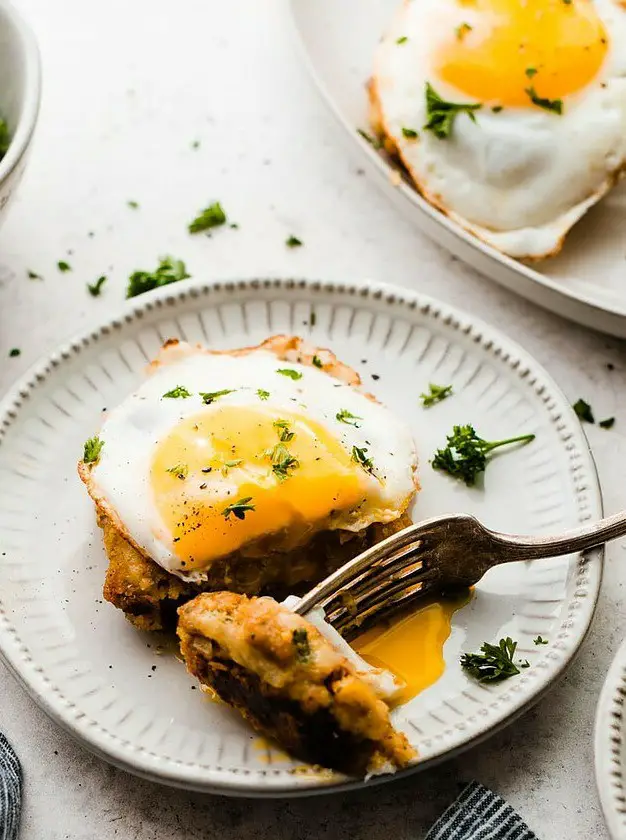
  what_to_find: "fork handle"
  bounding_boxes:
[489,509,626,562]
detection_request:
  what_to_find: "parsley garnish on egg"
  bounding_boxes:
[534,636,549,645]
[423,82,481,139]
[455,22,472,39]
[312,355,323,368]
[396,35,408,44]
[336,409,362,427]
[162,385,192,399]
[351,445,375,475]
[525,86,563,114]
[166,463,188,480]
[57,260,71,273]
[573,398,594,423]
[87,276,107,297]
[401,127,418,139]
[188,201,227,233]
[8,348,20,358]
[292,628,311,663]
[273,420,295,442]
[270,443,299,481]
[276,368,302,381]
[199,389,234,405]
[286,235,303,248]
[461,637,525,682]
[432,424,535,486]
[357,128,382,149]
[126,256,190,298]
[600,417,615,429]
[222,497,255,520]
[256,389,270,400]
[0,119,10,159]
[420,383,453,407]
[83,436,104,464]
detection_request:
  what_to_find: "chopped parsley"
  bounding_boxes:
[455,22,472,39]
[83,436,104,464]
[269,442,299,480]
[423,82,481,139]
[357,128,381,149]
[27,270,42,280]
[396,36,408,44]
[492,106,503,113]
[312,355,323,368]
[8,348,20,357]
[276,368,302,381]
[292,628,311,663]
[432,424,535,486]
[162,385,192,399]
[573,398,594,423]
[188,201,227,233]
[0,119,10,159]
[310,311,317,327]
[191,140,200,149]
[221,458,243,474]
[525,67,537,78]
[525,86,563,114]
[274,420,295,442]
[286,235,303,248]
[57,260,71,273]
[401,127,418,139]
[460,637,524,682]
[600,417,615,429]
[127,200,139,209]
[256,389,270,400]
[166,463,188,480]
[126,255,190,298]
[336,408,362,427]
[222,497,255,520]
[199,389,234,404]
[420,383,453,407]
[87,276,107,297]
[534,635,548,645]
[351,445,375,475]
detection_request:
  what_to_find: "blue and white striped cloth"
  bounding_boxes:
[0,735,536,840]
[0,733,21,840]
[426,781,538,840]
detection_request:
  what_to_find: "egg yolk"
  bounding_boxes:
[353,593,471,703]
[150,406,367,570]
[435,0,608,107]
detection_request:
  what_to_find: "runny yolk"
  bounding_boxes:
[150,406,366,571]
[352,593,471,703]
[435,0,608,107]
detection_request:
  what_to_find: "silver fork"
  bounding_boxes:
[294,511,626,636]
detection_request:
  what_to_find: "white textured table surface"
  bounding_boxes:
[1,1,625,838]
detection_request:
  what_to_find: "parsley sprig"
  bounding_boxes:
[424,82,481,139]
[162,385,192,399]
[420,383,453,407]
[222,497,255,520]
[87,276,107,297]
[525,86,563,114]
[276,368,302,381]
[270,442,299,480]
[166,463,188,480]
[336,409,362,427]
[352,445,375,475]
[461,637,525,682]
[200,389,234,405]
[432,424,535,486]
[188,202,227,233]
[292,628,311,663]
[127,256,190,298]
[83,436,104,464]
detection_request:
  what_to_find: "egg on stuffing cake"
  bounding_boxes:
[79,337,418,584]
[372,0,626,259]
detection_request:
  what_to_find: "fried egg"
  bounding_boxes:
[372,0,626,259]
[80,338,418,582]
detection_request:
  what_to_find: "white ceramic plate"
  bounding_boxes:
[288,0,626,338]
[595,639,626,839]
[0,278,602,796]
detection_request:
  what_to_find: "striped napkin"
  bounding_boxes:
[0,733,21,840]
[426,781,538,840]
[0,736,537,839]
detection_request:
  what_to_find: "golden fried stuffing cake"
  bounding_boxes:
[178,592,416,775]
[79,335,419,630]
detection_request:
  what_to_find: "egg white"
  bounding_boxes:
[373,0,626,259]
[85,343,418,581]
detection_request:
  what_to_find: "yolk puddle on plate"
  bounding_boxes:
[352,592,471,704]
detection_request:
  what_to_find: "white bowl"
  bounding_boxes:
[0,0,40,225]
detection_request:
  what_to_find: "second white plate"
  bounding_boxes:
[0,278,602,795]
[289,0,626,338]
